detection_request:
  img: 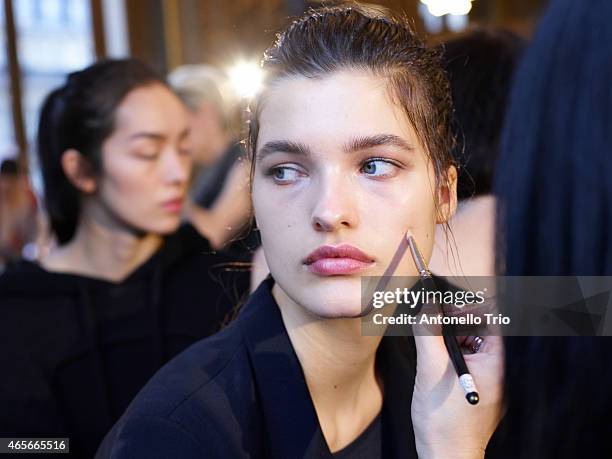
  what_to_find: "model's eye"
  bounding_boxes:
[133,151,160,161]
[269,166,304,184]
[360,159,398,177]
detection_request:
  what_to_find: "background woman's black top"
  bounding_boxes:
[96,276,420,459]
[0,224,250,458]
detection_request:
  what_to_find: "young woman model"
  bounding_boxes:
[97,5,503,458]
[0,59,249,457]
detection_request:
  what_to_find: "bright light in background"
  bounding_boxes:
[228,61,264,99]
[420,0,474,17]
[419,0,474,33]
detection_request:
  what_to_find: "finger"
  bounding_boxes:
[476,334,503,356]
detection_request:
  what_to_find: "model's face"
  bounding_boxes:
[252,71,456,318]
[96,83,192,235]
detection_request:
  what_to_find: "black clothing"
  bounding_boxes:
[0,224,249,457]
[96,276,420,458]
[332,412,382,459]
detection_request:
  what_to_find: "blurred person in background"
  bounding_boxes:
[169,65,254,251]
[493,0,612,457]
[0,58,249,457]
[0,158,37,268]
[429,27,525,277]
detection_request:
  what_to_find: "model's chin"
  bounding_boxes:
[271,269,373,319]
[315,307,369,320]
[301,287,367,319]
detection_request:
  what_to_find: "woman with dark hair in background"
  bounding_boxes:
[495,0,612,456]
[0,59,249,456]
[429,27,525,277]
[97,5,504,458]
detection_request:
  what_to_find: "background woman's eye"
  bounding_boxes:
[361,159,397,177]
[134,151,159,160]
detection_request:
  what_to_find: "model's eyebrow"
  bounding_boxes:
[256,134,414,160]
[344,134,414,153]
[257,140,312,160]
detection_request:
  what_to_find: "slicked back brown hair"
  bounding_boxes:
[247,2,456,215]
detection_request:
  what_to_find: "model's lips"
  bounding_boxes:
[161,197,184,213]
[304,244,375,276]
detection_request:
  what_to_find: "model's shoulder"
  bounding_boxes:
[98,320,261,458]
[0,262,81,338]
[121,318,253,419]
[96,414,226,458]
[0,260,75,298]
[0,260,39,290]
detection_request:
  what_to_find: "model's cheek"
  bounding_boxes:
[360,173,437,222]
[109,169,147,204]
[99,164,157,227]
[357,181,438,276]
[253,198,307,280]
[258,208,302,262]
[253,178,306,223]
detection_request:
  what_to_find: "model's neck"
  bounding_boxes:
[273,283,383,452]
[42,202,163,282]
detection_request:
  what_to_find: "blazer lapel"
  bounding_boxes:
[377,336,420,458]
[239,277,420,459]
[239,277,332,459]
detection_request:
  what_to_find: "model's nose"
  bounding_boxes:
[310,171,359,232]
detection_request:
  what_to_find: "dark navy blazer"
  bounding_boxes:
[96,276,420,458]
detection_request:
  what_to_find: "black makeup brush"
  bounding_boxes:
[405,231,480,405]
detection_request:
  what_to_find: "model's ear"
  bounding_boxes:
[435,165,458,224]
[60,149,97,194]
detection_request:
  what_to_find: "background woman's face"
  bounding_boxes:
[96,83,192,235]
[252,71,456,318]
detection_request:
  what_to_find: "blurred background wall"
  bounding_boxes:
[0,0,547,170]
